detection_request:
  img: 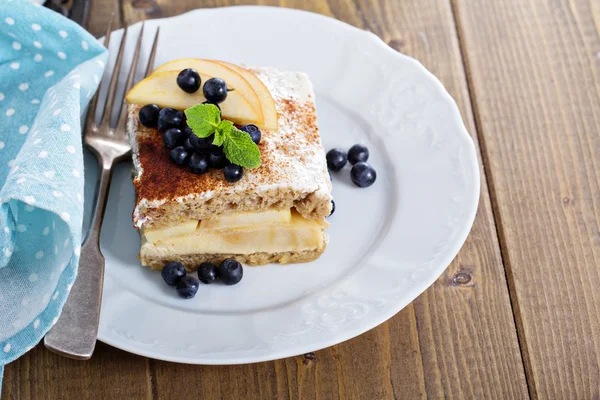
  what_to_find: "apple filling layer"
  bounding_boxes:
[142,210,328,255]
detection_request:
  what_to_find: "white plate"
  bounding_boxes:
[89,6,480,364]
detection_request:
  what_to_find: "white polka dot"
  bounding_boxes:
[33,319,40,329]
[0,142,4,149]
[0,93,4,101]
[43,226,49,235]
[52,317,58,325]
[61,212,70,222]
[6,109,15,116]
[21,297,30,306]
[66,145,75,153]
[72,169,80,177]
[44,170,55,178]
[16,178,26,184]
[28,273,38,282]
[57,51,66,60]
[61,124,71,132]
[4,248,12,257]
[32,23,41,31]
[19,83,28,91]
[24,205,34,212]
[10,62,19,70]
[64,238,70,248]
[72,82,80,89]
[52,191,63,198]
[81,40,89,50]
[31,99,40,104]
[35,251,44,259]
[38,151,48,158]
[59,30,68,38]
[19,125,28,134]
[3,227,9,234]
[53,291,59,300]
[34,53,42,62]
[7,159,15,167]
[16,224,26,232]
[53,108,62,116]
[5,17,14,25]
[33,41,42,49]
[74,247,80,256]
[24,196,35,205]
[4,343,11,353]
[45,70,54,77]
[12,41,21,50]
[33,138,41,145]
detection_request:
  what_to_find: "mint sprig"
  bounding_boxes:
[184,104,261,169]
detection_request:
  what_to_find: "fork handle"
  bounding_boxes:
[44,159,114,359]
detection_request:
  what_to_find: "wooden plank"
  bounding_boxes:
[2,343,152,399]
[453,0,600,397]
[120,0,528,398]
[86,0,123,37]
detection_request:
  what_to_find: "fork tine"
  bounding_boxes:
[116,23,145,129]
[145,27,160,77]
[86,14,115,131]
[98,26,128,127]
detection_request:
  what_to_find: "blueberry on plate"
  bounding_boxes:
[157,107,184,131]
[176,276,200,299]
[348,144,369,165]
[177,68,201,93]
[183,138,196,153]
[189,152,209,174]
[223,164,243,183]
[218,258,243,285]
[240,124,261,145]
[163,128,185,149]
[209,146,229,169]
[197,262,218,284]
[139,104,160,128]
[203,77,228,104]
[329,200,335,217]
[350,162,377,188]
[189,132,213,150]
[161,261,186,286]
[326,149,347,172]
[169,146,189,165]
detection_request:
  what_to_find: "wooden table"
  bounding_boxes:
[3,0,599,398]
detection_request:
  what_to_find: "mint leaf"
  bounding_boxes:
[184,104,221,138]
[223,127,261,168]
[213,120,232,147]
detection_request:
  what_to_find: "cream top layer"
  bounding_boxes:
[129,66,332,230]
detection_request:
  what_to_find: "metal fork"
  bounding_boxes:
[44,19,160,360]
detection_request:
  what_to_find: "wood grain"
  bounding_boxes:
[453,0,600,397]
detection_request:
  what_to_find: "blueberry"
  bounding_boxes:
[223,164,243,183]
[209,146,228,169]
[326,149,347,172]
[161,261,186,286]
[189,152,209,174]
[169,146,189,165]
[176,276,200,299]
[183,138,196,153]
[203,101,221,114]
[189,133,213,150]
[218,258,243,285]
[329,200,335,217]
[350,162,377,188]
[240,124,261,145]
[157,108,184,131]
[203,77,228,104]
[197,262,218,284]
[163,128,185,149]
[177,68,201,93]
[348,144,369,165]
[139,104,160,128]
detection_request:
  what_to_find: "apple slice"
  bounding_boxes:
[153,59,263,121]
[126,71,263,126]
[217,61,279,131]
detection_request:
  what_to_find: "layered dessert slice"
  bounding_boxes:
[126,60,332,270]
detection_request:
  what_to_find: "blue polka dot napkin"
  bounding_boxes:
[0,0,107,388]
